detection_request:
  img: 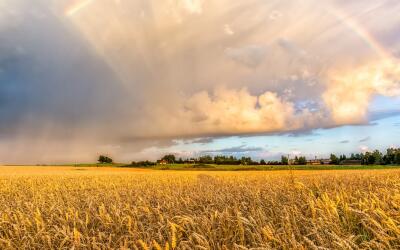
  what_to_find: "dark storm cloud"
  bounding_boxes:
[0,3,127,138]
[0,1,137,163]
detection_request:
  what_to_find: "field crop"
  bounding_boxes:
[0,166,399,249]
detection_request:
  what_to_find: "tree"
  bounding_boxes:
[199,155,213,164]
[298,156,307,165]
[363,152,375,165]
[293,156,306,165]
[383,148,400,165]
[349,153,362,161]
[240,157,253,165]
[161,154,176,164]
[330,154,340,165]
[98,155,113,164]
[395,150,400,164]
[372,150,383,164]
[281,156,289,165]
[361,150,383,165]
[260,159,267,165]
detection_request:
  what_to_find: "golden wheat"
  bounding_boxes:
[0,166,399,249]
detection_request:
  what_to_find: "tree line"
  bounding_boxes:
[337,148,400,165]
[101,147,400,166]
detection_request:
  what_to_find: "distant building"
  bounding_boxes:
[157,159,168,165]
[307,159,320,165]
[320,159,331,165]
[307,159,331,165]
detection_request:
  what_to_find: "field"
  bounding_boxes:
[0,166,399,249]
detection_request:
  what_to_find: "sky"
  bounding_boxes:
[0,0,400,164]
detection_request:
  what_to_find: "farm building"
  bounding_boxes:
[157,159,168,165]
[307,159,331,165]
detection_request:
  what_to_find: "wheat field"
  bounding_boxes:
[0,166,399,249]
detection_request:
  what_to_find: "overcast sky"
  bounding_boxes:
[0,0,400,163]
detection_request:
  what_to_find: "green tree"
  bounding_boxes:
[240,157,253,165]
[363,152,375,165]
[98,155,113,164]
[199,155,213,164]
[260,159,267,165]
[161,154,176,164]
[281,156,289,165]
[330,154,340,165]
[298,156,307,165]
[395,150,400,164]
[384,148,399,165]
[372,150,383,164]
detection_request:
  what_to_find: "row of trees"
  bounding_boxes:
[161,154,262,165]
[329,148,400,165]
[100,147,400,166]
[156,147,400,166]
[155,154,315,165]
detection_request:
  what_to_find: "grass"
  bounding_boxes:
[0,166,399,249]
[126,163,400,171]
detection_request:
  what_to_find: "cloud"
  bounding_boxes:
[202,145,264,154]
[180,0,204,14]
[225,45,267,68]
[180,87,325,136]
[286,130,320,138]
[0,0,400,163]
[184,137,214,145]
[269,11,282,21]
[340,140,350,144]
[291,150,302,156]
[359,145,369,152]
[359,136,371,143]
[369,109,400,121]
[323,59,400,125]
[277,39,307,58]
[224,24,235,36]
